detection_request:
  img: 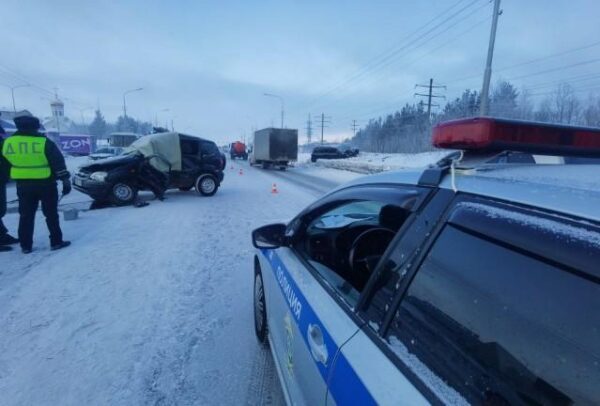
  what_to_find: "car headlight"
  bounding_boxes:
[89,171,108,182]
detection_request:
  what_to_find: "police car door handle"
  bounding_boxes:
[307,324,329,366]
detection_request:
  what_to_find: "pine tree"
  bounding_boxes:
[490,81,519,118]
[89,110,107,137]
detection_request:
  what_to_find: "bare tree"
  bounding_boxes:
[516,88,534,120]
[583,93,600,127]
[552,83,580,124]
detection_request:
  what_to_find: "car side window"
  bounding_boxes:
[181,139,199,155]
[384,204,600,405]
[294,198,411,308]
[200,141,218,156]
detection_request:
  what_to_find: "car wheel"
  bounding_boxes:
[254,269,268,345]
[195,174,218,196]
[110,182,138,205]
[311,157,317,162]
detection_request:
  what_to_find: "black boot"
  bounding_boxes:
[51,241,71,251]
[0,234,19,246]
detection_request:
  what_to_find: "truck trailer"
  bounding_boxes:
[250,128,298,169]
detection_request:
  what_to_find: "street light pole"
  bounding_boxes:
[122,87,144,119]
[1,84,31,112]
[263,93,284,128]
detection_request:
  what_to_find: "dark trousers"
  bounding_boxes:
[0,181,7,235]
[16,182,62,249]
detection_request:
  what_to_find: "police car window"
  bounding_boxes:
[297,200,409,308]
[386,225,600,405]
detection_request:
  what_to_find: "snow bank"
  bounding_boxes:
[298,151,450,174]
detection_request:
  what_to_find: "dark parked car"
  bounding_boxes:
[73,132,225,205]
[311,145,359,162]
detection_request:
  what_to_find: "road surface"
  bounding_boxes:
[0,160,357,406]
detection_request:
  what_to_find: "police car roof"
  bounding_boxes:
[344,164,600,222]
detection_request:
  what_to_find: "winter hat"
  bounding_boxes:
[14,115,41,133]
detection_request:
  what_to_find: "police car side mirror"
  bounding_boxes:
[252,223,288,249]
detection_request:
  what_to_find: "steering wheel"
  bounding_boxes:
[348,228,396,291]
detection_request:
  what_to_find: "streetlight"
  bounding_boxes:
[1,84,30,112]
[155,108,170,128]
[263,93,284,128]
[122,87,143,119]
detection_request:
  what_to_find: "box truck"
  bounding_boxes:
[250,128,298,169]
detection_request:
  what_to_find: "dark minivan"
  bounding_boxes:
[74,132,225,205]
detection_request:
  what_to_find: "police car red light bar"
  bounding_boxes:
[433,117,600,157]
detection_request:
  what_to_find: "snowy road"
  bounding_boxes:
[0,161,357,405]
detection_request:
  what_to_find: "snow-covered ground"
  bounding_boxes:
[297,150,451,174]
[1,160,339,406]
[0,150,438,405]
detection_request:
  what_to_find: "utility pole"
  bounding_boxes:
[415,78,446,119]
[480,0,502,116]
[305,114,313,144]
[315,113,331,144]
[1,84,30,112]
[351,120,359,137]
[263,93,285,128]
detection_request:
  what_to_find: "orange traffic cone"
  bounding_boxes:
[271,183,278,194]
[239,168,243,176]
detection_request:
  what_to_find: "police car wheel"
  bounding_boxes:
[254,271,268,344]
[196,175,218,196]
[111,183,138,205]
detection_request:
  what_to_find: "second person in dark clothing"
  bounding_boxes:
[1,115,71,253]
[0,116,19,251]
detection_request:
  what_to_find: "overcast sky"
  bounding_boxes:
[1,0,599,143]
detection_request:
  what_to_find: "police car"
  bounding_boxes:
[251,117,600,405]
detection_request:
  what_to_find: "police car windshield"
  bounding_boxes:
[311,201,382,230]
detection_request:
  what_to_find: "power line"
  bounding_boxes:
[305,114,313,144]
[445,40,600,86]
[505,58,600,82]
[527,83,600,98]
[311,1,492,122]
[298,0,486,111]
[314,113,332,144]
[351,120,360,137]
[523,73,600,92]
[335,12,492,124]
[415,78,446,118]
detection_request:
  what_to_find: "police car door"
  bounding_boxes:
[266,186,423,405]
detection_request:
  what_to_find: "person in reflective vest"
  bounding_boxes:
[1,115,71,253]
[0,113,19,252]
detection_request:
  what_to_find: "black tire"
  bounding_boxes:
[178,186,193,191]
[110,182,138,206]
[195,174,219,196]
[311,157,317,163]
[254,269,268,344]
[279,166,286,171]
[261,162,270,169]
